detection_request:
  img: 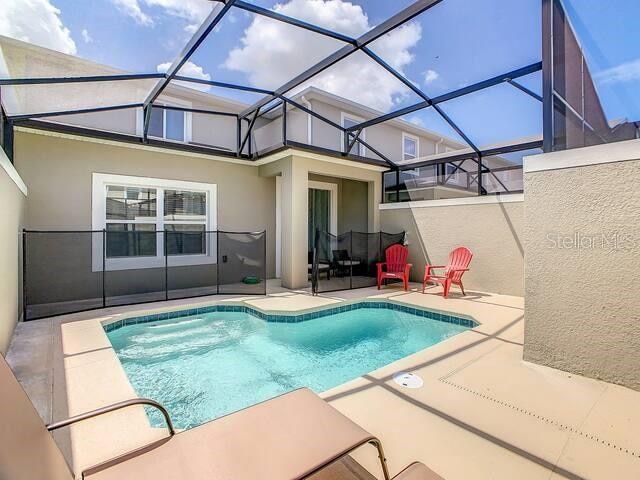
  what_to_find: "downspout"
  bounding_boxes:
[301,96,313,145]
[435,137,444,154]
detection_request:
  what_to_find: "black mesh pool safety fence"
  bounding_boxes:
[23,229,267,320]
[311,230,405,294]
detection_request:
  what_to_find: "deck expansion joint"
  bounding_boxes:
[439,378,640,460]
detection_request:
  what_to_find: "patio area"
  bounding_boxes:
[7,279,640,480]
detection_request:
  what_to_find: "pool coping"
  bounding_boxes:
[102,298,479,333]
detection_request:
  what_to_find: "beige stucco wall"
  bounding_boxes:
[13,129,277,278]
[523,142,640,390]
[0,153,26,354]
[260,154,383,288]
[380,197,525,296]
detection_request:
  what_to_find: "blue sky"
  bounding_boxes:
[2,0,637,149]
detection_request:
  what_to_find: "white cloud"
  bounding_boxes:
[81,29,93,43]
[157,60,211,91]
[406,115,424,127]
[596,59,640,85]
[424,69,439,84]
[112,0,212,31]
[224,0,421,112]
[113,0,153,26]
[0,0,76,54]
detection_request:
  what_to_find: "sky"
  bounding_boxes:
[0,0,637,149]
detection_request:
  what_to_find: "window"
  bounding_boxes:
[137,98,192,143]
[402,133,419,161]
[92,174,216,270]
[341,113,366,156]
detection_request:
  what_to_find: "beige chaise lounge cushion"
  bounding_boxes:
[86,388,377,480]
[393,462,444,480]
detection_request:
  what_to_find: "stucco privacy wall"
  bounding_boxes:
[0,149,26,354]
[13,129,277,278]
[380,196,524,296]
[523,140,640,390]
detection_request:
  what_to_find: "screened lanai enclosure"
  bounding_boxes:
[1,0,638,316]
[1,0,637,195]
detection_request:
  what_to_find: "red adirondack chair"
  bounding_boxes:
[423,247,473,298]
[377,244,412,291]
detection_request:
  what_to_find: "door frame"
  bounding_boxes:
[308,180,338,236]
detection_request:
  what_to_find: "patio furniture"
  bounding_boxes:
[0,355,443,480]
[309,251,331,280]
[377,244,412,291]
[332,249,362,277]
[422,246,473,298]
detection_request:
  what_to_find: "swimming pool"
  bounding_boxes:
[106,302,475,429]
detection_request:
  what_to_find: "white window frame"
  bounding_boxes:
[402,132,419,161]
[92,173,217,271]
[135,96,192,143]
[341,112,366,156]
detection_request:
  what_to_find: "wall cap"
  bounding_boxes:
[0,147,27,196]
[524,138,640,173]
[380,193,523,210]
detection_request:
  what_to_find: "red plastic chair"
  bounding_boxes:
[423,247,473,298]
[377,244,412,291]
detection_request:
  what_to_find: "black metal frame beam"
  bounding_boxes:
[233,0,356,44]
[346,62,542,133]
[142,0,236,139]
[0,73,166,85]
[239,0,444,117]
[173,75,274,95]
[152,104,238,118]
[7,103,143,121]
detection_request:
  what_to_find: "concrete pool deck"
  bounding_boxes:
[6,280,640,479]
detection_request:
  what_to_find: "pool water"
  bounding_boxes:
[107,305,470,429]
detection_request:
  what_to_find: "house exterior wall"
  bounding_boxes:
[308,97,460,163]
[523,140,640,390]
[380,196,525,296]
[13,129,277,304]
[0,150,26,354]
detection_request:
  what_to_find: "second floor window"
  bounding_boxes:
[341,113,366,156]
[403,133,418,161]
[149,104,186,142]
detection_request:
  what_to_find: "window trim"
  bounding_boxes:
[341,112,366,156]
[92,173,217,271]
[402,132,419,161]
[135,96,192,143]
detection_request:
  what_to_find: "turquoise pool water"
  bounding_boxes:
[107,304,470,429]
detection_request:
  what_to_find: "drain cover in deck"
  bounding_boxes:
[393,372,424,389]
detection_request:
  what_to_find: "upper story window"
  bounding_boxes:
[341,113,366,156]
[92,173,216,270]
[402,133,419,161]
[137,97,192,143]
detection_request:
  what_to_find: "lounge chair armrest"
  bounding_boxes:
[448,268,469,272]
[46,398,175,436]
[425,264,445,274]
[404,263,413,274]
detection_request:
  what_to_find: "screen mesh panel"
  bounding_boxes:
[23,229,266,320]
[218,231,267,295]
[312,230,405,294]
[24,231,104,320]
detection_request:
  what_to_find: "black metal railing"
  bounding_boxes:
[311,229,405,294]
[23,229,267,321]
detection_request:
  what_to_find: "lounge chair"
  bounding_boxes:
[332,249,362,277]
[377,244,412,291]
[0,354,443,480]
[422,246,473,298]
[309,251,331,280]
